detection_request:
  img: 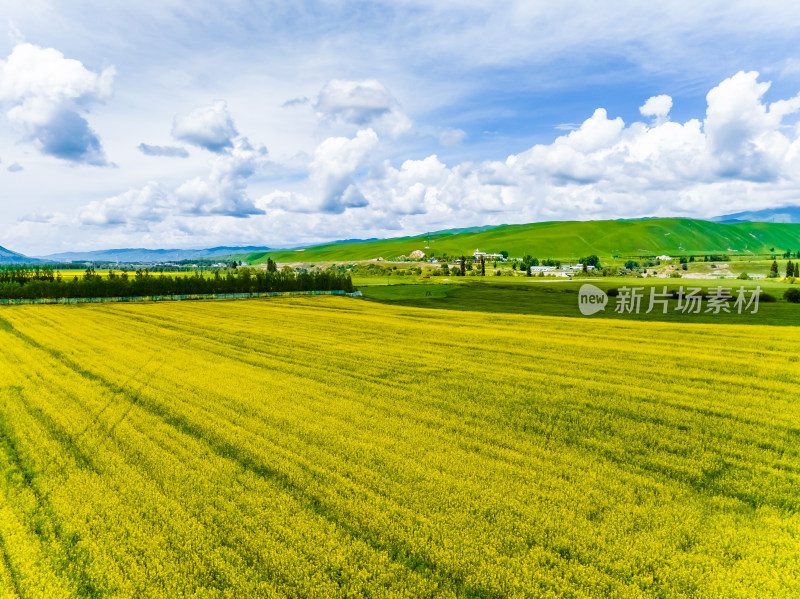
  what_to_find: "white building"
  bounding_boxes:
[473,249,505,261]
[530,265,555,272]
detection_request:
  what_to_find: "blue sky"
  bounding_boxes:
[1,0,800,254]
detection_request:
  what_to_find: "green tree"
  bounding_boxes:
[768,261,779,277]
[579,255,601,268]
[480,256,485,276]
[460,256,466,276]
[786,260,794,278]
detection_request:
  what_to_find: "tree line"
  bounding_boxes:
[0,266,354,300]
[768,260,800,278]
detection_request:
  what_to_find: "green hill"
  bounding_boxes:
[236,218,800,263]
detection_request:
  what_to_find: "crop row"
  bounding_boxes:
[0,299,798,597]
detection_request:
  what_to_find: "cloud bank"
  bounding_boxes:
[81,137,268,227]
[341,71,800,228]
[70,71,800,248]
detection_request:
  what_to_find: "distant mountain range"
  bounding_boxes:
[0,246,45,264]
[37,246,273,263]
[711,206,800,224]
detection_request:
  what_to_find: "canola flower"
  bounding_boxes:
[0,299,798,598]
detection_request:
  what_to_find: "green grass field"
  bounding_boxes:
[359,278,800,326]
[235,218,800,264]
[0,296,799,597]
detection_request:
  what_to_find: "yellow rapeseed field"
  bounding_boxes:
[0,297,798,598]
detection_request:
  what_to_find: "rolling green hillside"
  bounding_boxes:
[237,218,800,263]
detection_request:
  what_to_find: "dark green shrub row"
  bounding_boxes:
[0,267,354,299]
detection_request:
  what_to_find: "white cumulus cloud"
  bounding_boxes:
[260,128,378,214]
[80,183,173,227]
[315,79,411,136]
[0,43,115,165]
[175,138,267,216]
[172,101,238,152]
[639,94,673,120]
[80,136,269,229]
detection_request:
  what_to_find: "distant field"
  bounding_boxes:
[0,298,798,597]
[359,278,800,326]
[53,269,204,279]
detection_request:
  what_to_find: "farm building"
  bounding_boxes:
[473,249,505,261]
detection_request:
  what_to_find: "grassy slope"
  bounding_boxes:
[237,218,800,263]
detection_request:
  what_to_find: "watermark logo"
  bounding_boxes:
[578,285,762,316]
[578,284,608,315]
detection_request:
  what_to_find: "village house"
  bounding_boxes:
[473,249,505,261]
